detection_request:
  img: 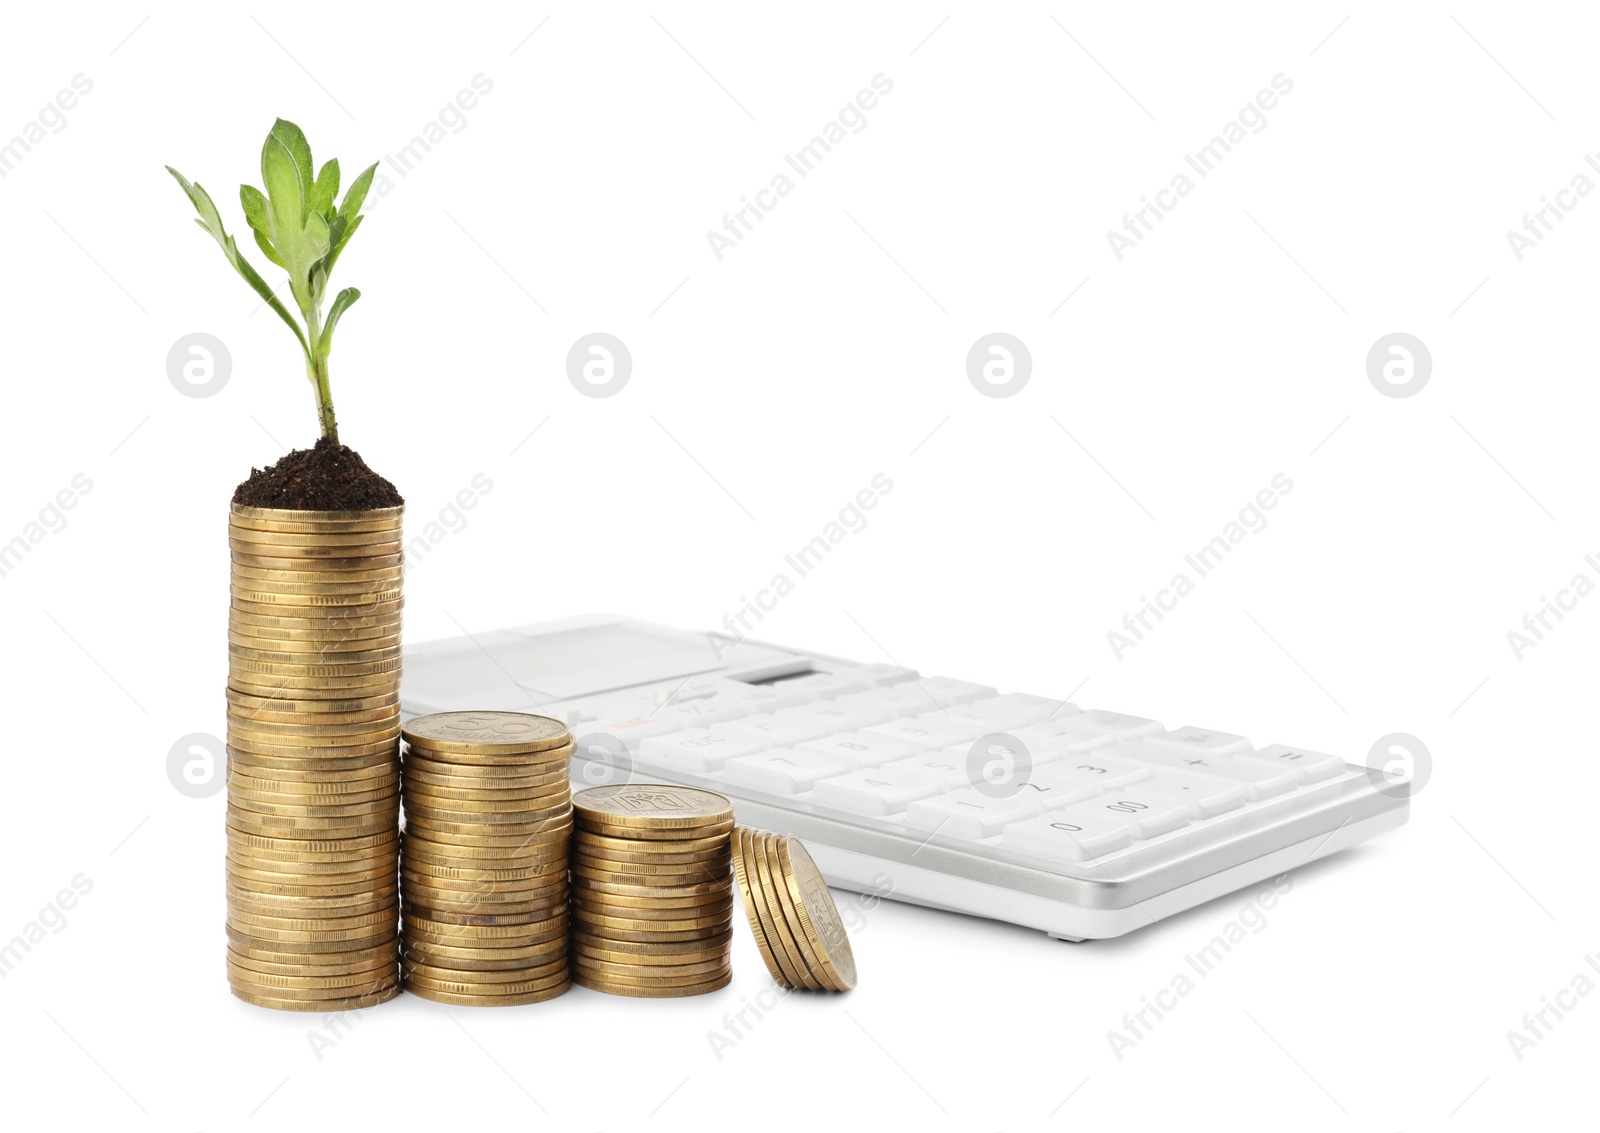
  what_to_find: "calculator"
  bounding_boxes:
[400,615,1409,940]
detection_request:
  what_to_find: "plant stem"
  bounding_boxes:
[310,353,339,444]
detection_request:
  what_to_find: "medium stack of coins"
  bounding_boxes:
[732,827,857,991]
[570,785,735,997]
[225,504,405,1011]
[400,711,575,1006]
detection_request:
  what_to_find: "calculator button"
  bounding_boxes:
[1000,810,1135,862]
[1010,720,1114,755]
[1063,790,1191,838]
[812,768,939,816]
[966,693,1068,726]
[853,663,919,686]
[906,790,1038,839]
[773,672,873,697]
[839,685,944,716]
[1142,726,1252,756]
[719,713,832,745]
[1116,741,1301,799]
[862,716,982,751]
[915,677,998,707]
[1243,744,1346,783]
[652,696,749,726]
[574,714,679,749]
[1069,710,1165,739]
[716,683,813,711]
[1141,770,1250,817]
[796,731,919,767]
[934,701,1040,731]
[638,729,767,772]
[1008,764,1105,809]
[775,702,892,731]
[723,748,852,793]
[1050,754,1152,789]
[880,752,975,789]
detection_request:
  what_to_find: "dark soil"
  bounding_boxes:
[233,438,404,511]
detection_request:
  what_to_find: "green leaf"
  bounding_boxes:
[318,287,360,357]
[165,165,309,360]
[309,158,340,219]
[339,162,377,219]
[239,185,283,267]
[266,118,314,216]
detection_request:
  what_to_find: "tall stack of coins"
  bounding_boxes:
[225,504,405,1011]
[400,712,574,1006]
[570,785,735,997]
[731,827,857,992]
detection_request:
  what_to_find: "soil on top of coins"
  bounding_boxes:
[233,438,404,510]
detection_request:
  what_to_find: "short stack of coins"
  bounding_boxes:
[399,711,575,1006]
[731,826,857,991]
[570,785,735,997]
[225,503,405,1011]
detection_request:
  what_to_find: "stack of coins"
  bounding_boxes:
[400,711,575,1006]
[731,827,857,991]
[225,504,405,1011]
[570,785,735,997]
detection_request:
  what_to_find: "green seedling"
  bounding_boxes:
[167,119,376,443]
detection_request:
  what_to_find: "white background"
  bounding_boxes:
[0,1,1594,1128]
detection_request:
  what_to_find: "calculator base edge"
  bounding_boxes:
[765,806,1407,941]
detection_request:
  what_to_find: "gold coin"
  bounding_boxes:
[400,835,566,867]
[227,901,397,930]
[569,948,728,978]
[403,980,569,1007]
[570,858,728,885]
[228,942,395,974]
[402,711,571,756]
[228,763,398,790]
[403,956,567,984]
[226,873,395,899]
[731,827,804,989]
[230,502,403,526]
[402,869,566,897]
[227,679,400,701]
[574,829,730,856]
[404,907,567,930]
[570,874,732,901]
[776,834,856,991]
[226,707,401,732]
[402,802,569,828]
[578,817,735,843]
[227,812,397,842]
[228,973,399,1003]
[226,919,398,946]
[405,930,568,957]
[573,784,733,829]
[227,847,396,875]
[226,733,398,757]
[400,824,570,853]
[227,523,404,546]
[402,967,568,995]
[228,725,401,752]
[402,780,569,805]
[227,686,398,713]
[228,894,398,921]
[571,839,730,865]
[230,982,401,1013]
[229,595,403,619]
[229,780,396,807]
[227,790,399,818]
[570,904,730,933]
[227,607,403,632]
[226,751,398,777]
[402,857,565,884]
[227,827,396,855]
[758,831,831,990]
[402,891,566,919]
[225,953,399,988]
[228,640,403,665]
[226,923,397,952]
[229,651,404,676]
[570,936,730,966]
[231,550,405,573]
[402,814,567,840]
[228,623,401,651]
[231,560,405,582]
[571,969,730,998]
[403,912,567,943]
[401,947,566,975]
[402,750,570,776]
[571,924,730,950]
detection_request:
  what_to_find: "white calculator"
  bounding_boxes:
[400,615,1409,940]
